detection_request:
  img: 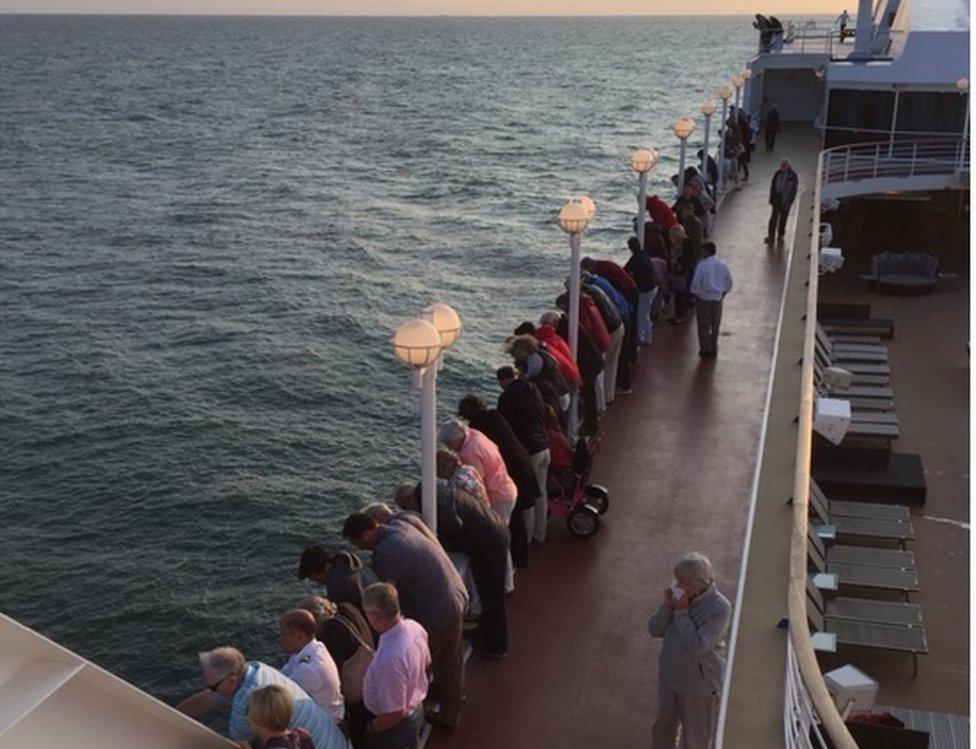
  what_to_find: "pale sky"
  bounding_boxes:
[0,0,849,15]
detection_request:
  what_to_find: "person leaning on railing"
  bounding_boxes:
[647,552,732,749]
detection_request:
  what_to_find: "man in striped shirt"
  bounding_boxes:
[176,645,349,749]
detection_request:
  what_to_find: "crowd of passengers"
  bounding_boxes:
[175,163,745,749]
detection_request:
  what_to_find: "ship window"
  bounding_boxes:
[896,92,967,133]
[826,89,895,131]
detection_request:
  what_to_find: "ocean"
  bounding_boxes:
[0,14,755,709]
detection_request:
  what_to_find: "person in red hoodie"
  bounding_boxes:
[646,194,679,237]
[514,322,581,389]
[554,290,611,412]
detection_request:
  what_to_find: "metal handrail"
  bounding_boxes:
[784,150,857,749]
[821,137,970,186]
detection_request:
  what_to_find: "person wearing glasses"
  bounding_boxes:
[175,645,350,749]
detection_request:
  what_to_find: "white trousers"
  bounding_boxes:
[604,325,624,405]
[525,449,551,543]
[493,499,516,593]
[651,690,717,749]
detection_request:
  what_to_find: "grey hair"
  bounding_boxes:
[438,418,469,450]
[299,595,337,624]
[539,310,561,327]
[362,582,400,619]
[198,646,247,679]
[674,552,715,591]
[361,501,394,523]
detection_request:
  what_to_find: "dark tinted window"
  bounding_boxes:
[827,89,895,130]
[896,92,967,132]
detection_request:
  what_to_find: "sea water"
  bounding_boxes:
[1,14,756,706]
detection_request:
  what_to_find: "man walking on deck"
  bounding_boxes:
[689,242,733,358]
[765,158,798,244]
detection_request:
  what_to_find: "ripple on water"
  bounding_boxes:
[0,14,757,711]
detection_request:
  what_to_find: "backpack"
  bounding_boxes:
[334,610,375,704]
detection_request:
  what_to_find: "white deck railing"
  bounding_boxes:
[822,137,970,185]
[758,23,840,57]
[784,149,858,749]
[784,637,833,749]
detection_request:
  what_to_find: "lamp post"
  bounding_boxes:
[700,101,716,187]
[391,303,461,530]
[957,77,970,173]
[630,148,657,250]
[732,73,745,112]
[673,117,696,196]
[717,84,733,197]
[557,198,593,441]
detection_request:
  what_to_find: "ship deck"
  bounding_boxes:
[430,127,821,748]
[815,263,970,714]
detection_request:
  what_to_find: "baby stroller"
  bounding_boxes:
[547,439,610,538]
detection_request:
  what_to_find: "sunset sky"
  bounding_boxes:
[0,0,850,15]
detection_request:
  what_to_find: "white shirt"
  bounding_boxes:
[690,256,734,302]
[281,639,345,722]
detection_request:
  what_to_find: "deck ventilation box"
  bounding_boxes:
[824,663,879,716]
[814,397,852,445]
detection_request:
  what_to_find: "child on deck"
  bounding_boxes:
[237,685,316,749]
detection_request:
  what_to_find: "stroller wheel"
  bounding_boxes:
[567,506,601,538]
[584,484,610,515]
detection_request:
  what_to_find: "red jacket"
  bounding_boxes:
[593,259,638,306]
[579,296,610,352]
[534,325,582,387]
[646,196,678,232]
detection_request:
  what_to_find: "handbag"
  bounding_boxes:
[335,614,375,703]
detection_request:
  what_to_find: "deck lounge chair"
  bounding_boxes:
[811,481,911,523]
[806,584,927,677]
[819,317,895,340]
[809,485,914,547]
[817,324,887,350]
[807,526,919,597]
[815,347,891,376]
[807,580,923,626]
[816,329,889,363]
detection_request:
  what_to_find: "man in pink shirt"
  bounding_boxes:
[439,418,518,592]
[361,583,430,748]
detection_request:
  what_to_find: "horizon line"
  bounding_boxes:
[0,10,832,17]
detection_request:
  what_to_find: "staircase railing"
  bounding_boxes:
[821,137,970,187]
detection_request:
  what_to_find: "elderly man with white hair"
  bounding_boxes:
[175,645,350,749]
[647,552,732,749]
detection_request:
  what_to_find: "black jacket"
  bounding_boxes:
[769,168,799,206]
[765,106,781,133]
[497,379,550,455]
[468,408,540,506]
[584,286,623,333]
[325,552,375,608]
[557,315,604,382]
[435,480,510,555]
[624,250,658,293]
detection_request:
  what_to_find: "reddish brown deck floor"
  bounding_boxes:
[431,129,820,748]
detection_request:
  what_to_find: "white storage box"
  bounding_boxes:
[824,664,878,715]
[814,397,851,445]
[819,246,844,274]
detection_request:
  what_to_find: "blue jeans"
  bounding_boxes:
[637,288,658,344]
[364,709,423,749]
